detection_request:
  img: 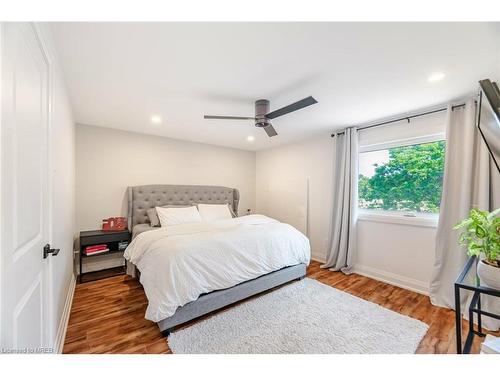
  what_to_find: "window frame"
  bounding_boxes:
[357,132,445,227]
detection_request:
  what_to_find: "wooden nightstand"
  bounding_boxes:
[79,229,131,283]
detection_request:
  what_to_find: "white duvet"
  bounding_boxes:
[124,214,310,322]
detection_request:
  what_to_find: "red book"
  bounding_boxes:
[86,247,108,253]
[85,248,109,254]
[85,244,107,251]
[85,248,109,256]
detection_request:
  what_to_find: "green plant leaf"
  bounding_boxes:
[475,225,487,238]
[453,218,473,229]
[454,208,500,263]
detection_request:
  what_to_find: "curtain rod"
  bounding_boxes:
[330,103,466,137]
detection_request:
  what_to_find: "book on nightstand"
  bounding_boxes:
[84,244,110,256]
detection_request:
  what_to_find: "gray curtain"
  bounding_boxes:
[430,98,500,331]
[322,127,358,274]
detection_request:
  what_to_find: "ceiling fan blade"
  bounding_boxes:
[263,124,278,137]
[265,96,318,120]
[204,115,255,120]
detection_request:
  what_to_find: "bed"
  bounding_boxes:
[125,184,310,336]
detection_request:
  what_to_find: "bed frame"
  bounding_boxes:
[127,184,307,336]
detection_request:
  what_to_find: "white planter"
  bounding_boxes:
[477,260,500,290]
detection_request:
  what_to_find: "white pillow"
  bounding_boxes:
[197,203,233,222]
[156,206,202,227]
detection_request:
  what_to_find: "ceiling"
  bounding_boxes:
[51,22,500,151]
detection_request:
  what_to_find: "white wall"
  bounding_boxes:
[76,125,256,231]
[256,112,447,294]
[355,221,436,294]
[256,135,333,262]
[38,24,76,351]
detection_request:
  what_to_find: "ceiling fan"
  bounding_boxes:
[204,96,318,137]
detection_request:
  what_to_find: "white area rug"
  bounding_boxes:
[168,278,428,354]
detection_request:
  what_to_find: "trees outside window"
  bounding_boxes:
[358,140,445,214]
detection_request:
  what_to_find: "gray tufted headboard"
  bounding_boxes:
[127,185,240,228]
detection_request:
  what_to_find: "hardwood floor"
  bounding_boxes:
[63,261,494,354]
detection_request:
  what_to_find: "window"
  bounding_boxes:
[358,139,445,216]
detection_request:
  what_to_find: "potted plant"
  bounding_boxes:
[454,208,500,289]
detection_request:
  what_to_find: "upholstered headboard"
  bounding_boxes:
[127,185,240,228]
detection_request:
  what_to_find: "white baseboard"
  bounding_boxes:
[311,254,429,296]
[352,263,430,296]
[309,254,429,296]
[54,273,76,353]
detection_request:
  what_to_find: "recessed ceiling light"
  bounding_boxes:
[150,115,162,124]
[428,72,445,82]
[246,135,255,142]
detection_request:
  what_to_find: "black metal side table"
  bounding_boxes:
[454,256,500,354]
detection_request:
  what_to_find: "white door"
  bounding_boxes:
[1,23,52,352]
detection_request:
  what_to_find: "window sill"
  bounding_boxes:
[357,210,439,228]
